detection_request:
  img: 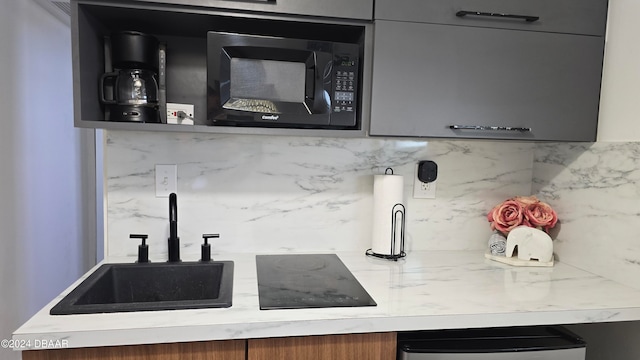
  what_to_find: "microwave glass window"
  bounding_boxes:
[230,58,305,103]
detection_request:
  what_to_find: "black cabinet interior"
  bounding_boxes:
[75,1,366,127]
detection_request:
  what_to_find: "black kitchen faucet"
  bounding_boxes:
[168,192,181,262]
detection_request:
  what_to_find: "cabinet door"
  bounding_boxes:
[22,340,246,360]
[248,333,397,360]
[375,0,608,36]
[369,21,604,141]
[128,0,373,20]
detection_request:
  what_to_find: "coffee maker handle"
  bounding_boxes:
[99,72,118,104]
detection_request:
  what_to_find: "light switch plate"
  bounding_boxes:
[155,164,177,197]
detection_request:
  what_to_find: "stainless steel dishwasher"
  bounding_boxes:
[398,326,586,359]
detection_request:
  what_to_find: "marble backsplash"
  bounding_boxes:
[533,142,640,290]
[104,131,534,259]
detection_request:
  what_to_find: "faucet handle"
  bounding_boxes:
[201,234,220,262]
[130,234,149,263]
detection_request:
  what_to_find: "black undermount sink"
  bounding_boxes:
[49,261,234,315]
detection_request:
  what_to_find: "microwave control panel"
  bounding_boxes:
[331,52,359,126]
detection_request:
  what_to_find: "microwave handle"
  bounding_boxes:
[313,59,332,113]
[306,68,322,111]
[306,68,315,100]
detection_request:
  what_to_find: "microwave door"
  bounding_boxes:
[207,31,358,129]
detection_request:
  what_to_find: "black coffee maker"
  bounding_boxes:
[100,31,164,123]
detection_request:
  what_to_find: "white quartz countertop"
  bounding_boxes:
[13,250,640,350]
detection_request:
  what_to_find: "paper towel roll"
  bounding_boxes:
[371,174,404,255]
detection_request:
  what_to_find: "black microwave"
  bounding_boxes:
[206,31,361,129]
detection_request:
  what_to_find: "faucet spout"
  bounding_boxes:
[168,192,180,262]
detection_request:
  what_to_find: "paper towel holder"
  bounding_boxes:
[366,202,406,261]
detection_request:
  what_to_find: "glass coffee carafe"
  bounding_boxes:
[101,69,158,105]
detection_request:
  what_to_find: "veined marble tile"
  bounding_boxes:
[105,131,534,258]
[533,142,640,290]
[405,140,533,251]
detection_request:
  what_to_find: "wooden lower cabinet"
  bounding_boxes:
[21,332,397,360]
[248,332,397,360]
[21,340,245,360]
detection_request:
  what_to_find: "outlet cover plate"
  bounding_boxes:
[167,103,194,125]
[155,164,177,197]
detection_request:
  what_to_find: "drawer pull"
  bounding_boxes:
[455,10,540,23]
[449,125,532,132]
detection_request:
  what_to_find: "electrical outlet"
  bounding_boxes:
[155,164,177,197]
[413,164,436,199]
[166,103,194,125]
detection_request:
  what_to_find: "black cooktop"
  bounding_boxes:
[256,254,377,310]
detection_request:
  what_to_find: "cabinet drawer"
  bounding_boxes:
[130,0,373,20]
[369,21,603,141]
[375,0,607,36]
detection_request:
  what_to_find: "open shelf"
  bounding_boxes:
[72,1,372,137]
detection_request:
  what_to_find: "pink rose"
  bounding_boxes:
[488,200,524,235]
[513,195,540,206]
[488,196,559,236]
[524,201,558,231]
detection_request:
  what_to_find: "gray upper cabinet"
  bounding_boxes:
[128,0,372,20]
[376,0,607,36]
[370,0,608,141]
